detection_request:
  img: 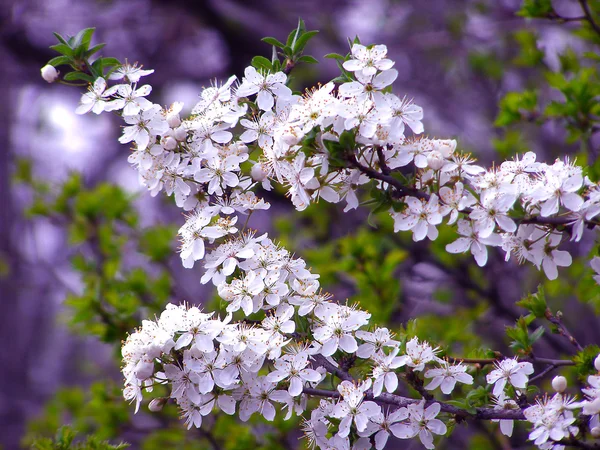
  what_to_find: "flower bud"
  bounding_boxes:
[41,65,59,83]
[551,375,567,393]
[592,427,600,438]
[148,397,167,412]
[427,150,445,171]
[166,112,181,128]
[162,136,177,150]
[173,126,187,141]
[595,354,600,371]
[251,163,268,182]
[281,132,300,146]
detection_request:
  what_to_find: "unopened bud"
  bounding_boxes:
[148,397,167,412]
[251,163,268,182]
[594,354,600,372]
[173,126,187,141]
[427,150,445,171]
[592,426,600,438]
[281,132,300,146]
[41,65,59,83]
[166,112,181,128]
[551,375,567,393]
[162,136,177,151]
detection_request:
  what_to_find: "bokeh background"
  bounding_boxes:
[1,0,599,448]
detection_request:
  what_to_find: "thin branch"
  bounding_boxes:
[346,153,599,229]
[448,356,574,367]
[578,0,600,37]
[544,308,584,352]
[302,386,527,421]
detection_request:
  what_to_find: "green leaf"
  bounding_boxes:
[86,43,106,57]
[139,226,176,262]
[52,32,69,46]
[50,43,74,57]
[48,55,72,67]
[251,55,273,72]
[297,55,318,64]
[63,71,94,82]
[74,27,96,50]
[494,90,538,127]
[324,52,346,61]
[516,286,548,318]
[262,37,285,48]
[293,30,318,53]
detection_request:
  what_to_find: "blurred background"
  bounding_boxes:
[1,0,599,448]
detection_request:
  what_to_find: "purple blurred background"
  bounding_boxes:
[0,0,592,447]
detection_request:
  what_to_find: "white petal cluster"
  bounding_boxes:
[65,40,600,450]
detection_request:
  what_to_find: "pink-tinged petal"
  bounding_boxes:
[446,237,471,254]
[375,59,394,71]
[427,418,447,435]
[424,402,441,420]
[412,221,428,241]
[373,69,398,89]
[563,173,583,192]
[217,395,236,415]
[384,372,398,393]
[496,215,516,233]
[243,66,262,83]
[552,250,572,267]
[174,333,193,350]
[440,377,457,394]
[492,378,507,397]
[212,130,233,144]
[320,337,338,356]
[261,401,276,421]
[374,430,389,450]
[362,66,377,77]
[509,371,529,389]
[299,368,321,383]
[342,59,364,72]
[541,197,559,217]
[270,83,292,98]
[562,192,583,211]
[471,241,488,267]
[338,416,352,437]
[257,90,274,111]
[339,334,358,353]
[289,376,303,397]
[500,419,514,437]
[221,172,239,188]
[351,44,368,59]
[338,82,364,98]
[390,423,418,439]
[373,377,384,397]
[419,429,435,449]
[354,412,370,432]
[542,257,558,280]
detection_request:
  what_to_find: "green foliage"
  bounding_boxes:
[259,18,319,74]
[505,316,545,355]
[25,383,131,445]
[517,0,555,18]
[516,286,548,319]
[30,426,128,450]
[468,51,504,80]
[512,30,545,67]
[574,345,600,377]
[494,90,538,127]
[48,28,121,82]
